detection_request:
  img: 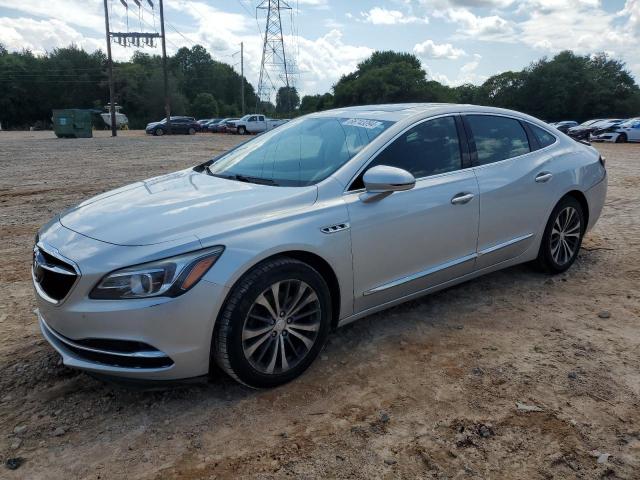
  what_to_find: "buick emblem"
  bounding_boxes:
[33,248,45,283]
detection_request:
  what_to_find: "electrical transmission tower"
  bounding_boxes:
[256,0,295,112]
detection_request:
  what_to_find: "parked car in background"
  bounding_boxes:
[196,119,216,132]
[146,117,200,136]
[591,118,640,143]
[201,118,221,131]
[550,121,578,134]
[208,118,238,133]
[568,119,621,141]
[34,104,607,388]
[226,114,289,135]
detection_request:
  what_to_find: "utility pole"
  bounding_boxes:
[159,0,171,134]
[103,0,117,137]
[103,0,162,135]
[240,42,245,115]
[256,0,293,112]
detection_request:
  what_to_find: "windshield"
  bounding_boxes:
[206,116,394,186]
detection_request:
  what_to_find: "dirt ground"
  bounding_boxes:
[1,130,639,479]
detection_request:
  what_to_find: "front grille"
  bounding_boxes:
[33,245,78,302]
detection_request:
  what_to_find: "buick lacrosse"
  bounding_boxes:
[34,104,607,388]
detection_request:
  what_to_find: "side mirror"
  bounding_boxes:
[360,165,415,203]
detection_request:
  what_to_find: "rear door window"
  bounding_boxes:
[466,115,531,165]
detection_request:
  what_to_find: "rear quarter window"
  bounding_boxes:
[529,124,557,148]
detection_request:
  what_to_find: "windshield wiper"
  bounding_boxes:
[210,171,279,186]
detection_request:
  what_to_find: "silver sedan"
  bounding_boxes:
[33,104,607,388]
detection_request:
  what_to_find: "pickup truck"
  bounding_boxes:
[226,114,289,135]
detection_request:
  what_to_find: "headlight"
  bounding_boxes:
[89,246,224,300]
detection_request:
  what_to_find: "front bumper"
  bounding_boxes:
[36,278,228,380]
[590,133,618,143]
[34,223,230,381]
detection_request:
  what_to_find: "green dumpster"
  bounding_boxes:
[52,109,93,138]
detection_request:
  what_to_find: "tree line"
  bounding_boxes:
[0,43,638,130]
[299,50,640,122]
[0,44,259,129]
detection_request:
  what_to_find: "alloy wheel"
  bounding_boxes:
[242,279,321,375]
[550,206,581,266]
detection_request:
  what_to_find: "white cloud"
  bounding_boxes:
[294,29,373,93]
[436,7,515,40]
[0,0,104,31]
[413,39,466,59]
[0,17,103,54]
[427,54,487,86]
[296,0,330,8]
[360,7,428,25]
[515,0,640,79]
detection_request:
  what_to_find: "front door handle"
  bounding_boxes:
[535,172,553,183]
[451,192,474,205]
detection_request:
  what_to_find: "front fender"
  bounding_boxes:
[200,198,354,320]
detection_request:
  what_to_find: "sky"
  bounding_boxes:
[0,0,639,99]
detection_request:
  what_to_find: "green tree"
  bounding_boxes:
[474,71,526,110]
[191,92,219,118]
[453,83,480,104]
[300,93,334,113]
[517,51,640,121]
[333,51,430,106]
[276,86,300,113]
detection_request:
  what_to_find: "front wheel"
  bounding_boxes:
[616,133,627,143]
[155,128,164,136]
[238,126,247,135]
[213,258,331,388]
[534,196,585,274]
[188,127,196,135]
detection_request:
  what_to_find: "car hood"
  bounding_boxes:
[59,169,318,246]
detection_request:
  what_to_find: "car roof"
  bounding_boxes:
[308,103,546,123]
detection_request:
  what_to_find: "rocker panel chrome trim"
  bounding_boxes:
[477,233,533,256]
[363,253,477,296]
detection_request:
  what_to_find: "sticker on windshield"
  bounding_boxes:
[342,118,384,129]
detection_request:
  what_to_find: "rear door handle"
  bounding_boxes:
[535,172,553,183]
[451,192,474,205]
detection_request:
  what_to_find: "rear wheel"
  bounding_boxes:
[213,258,331,388]
[155,128,164,136]
[616,133,627,143]
[534,196,585,274]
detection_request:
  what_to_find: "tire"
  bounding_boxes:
[155,128,164,136]
[616,133,627,143]
[213,257,331,388]
[534,196,585,274]
[188,127,196,135]
[238,126,247,135]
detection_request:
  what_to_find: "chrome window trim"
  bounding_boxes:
[344,113,467,193]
